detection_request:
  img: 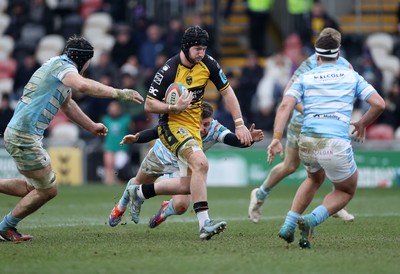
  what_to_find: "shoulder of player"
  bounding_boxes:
[57,54,77,68]
[338,55,350,64]
[210,119,230,134]
[201,54,221,69]
[209,119,219,130]
[167,54,180,66]
[150,55,180,89]
[157,55,179,76]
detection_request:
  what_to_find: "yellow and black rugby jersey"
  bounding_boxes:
[147,53,230,136]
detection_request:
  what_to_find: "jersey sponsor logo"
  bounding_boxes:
[177,127,189,136]
[308,112,350,123]
[313,72,345,81]
[149,86,158,97]
[186,76,192,85]
[219,69,227,84]
[154,73,164,85]
[301,148,333,155]
[190,88,203,100]
[162,64,170,72]
[313,113,340,120]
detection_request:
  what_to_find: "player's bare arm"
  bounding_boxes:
[268,95,296,164]
[283,79,304,114]
[220,86,252,146]
[62,72,144,103]
[350,92,385,142]
[61,93,108,136]
[120,133,140,145]
[120,127,159,145]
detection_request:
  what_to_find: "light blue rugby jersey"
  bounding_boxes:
[8,55,77,136]
[289,54,350,126]
[201,119,230,151]
[152,119,230,167]
[286,63,377,140]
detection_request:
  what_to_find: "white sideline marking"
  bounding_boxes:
[21,212,400,229]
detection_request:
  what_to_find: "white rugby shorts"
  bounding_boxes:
[4,127,50,171]
[286,122,302,149]
[298,135,357,182]
[140,147,186,177]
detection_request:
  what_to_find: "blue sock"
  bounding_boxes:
[163,199,177,217]
[0,212,21,231]
[118,182,131,210]
[284,210,301,229]
[256,186,270,201]
[310,205,329,226]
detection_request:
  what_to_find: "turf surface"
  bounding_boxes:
[1,184,399,274]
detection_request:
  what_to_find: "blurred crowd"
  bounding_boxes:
[1,0,400,183]
[220,0,400,141]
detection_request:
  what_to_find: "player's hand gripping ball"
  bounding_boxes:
[164,82,188,105]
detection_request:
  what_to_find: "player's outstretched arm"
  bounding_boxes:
[62,71,144,103]
[120,127,159,145]
[222,123,264,148]
[249,123,264,142]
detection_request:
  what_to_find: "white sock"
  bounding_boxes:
[136,185,146,200]
[196,210,209,230]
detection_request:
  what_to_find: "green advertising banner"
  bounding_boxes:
[354,150,400,188]
[206,148,400,188]
[1,146,398,188]
[0,148,22,179]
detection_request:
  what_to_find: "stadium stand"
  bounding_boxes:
[0,35,16,95]
[0,13,10,34]
[0,0,7,13]
[366,32,400,94]
[35,34,65,64]
[0,35,13,59]
[82,12,115,65]
[1,0,398,138]
[84,11,112,33]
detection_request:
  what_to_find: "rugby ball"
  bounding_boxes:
[165,82,188,105]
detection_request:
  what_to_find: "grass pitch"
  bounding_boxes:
[1,184,399,274]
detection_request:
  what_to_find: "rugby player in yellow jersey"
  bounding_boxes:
[127,25,252,240]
